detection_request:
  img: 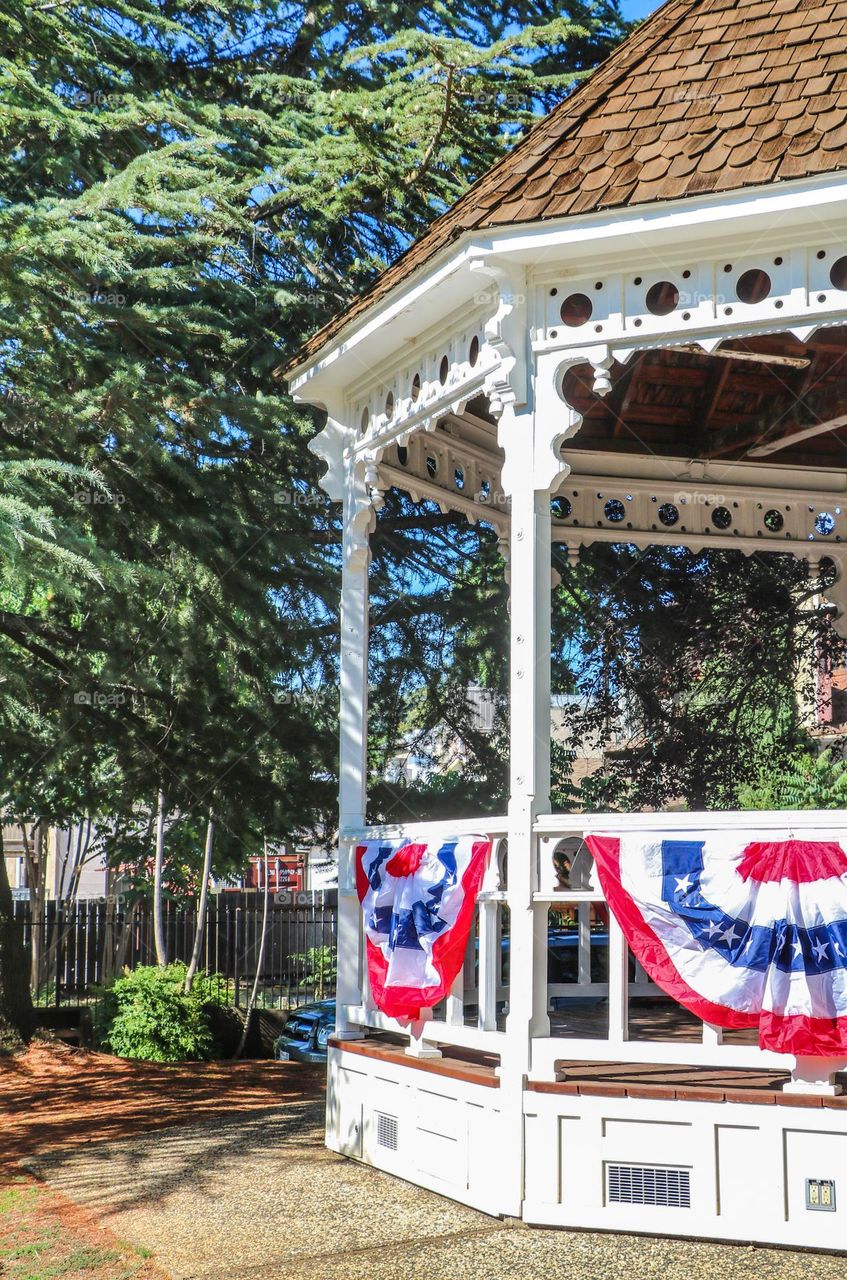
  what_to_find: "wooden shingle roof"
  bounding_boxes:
[289,0,847,373]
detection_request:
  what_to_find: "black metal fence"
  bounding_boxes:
[12,894,338,1010]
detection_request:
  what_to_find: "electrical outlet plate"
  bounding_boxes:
[806,1179,836,1212]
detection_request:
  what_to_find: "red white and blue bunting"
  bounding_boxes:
[355,836,491,1021]
[587,833,847,1057]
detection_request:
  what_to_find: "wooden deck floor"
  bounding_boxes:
[536,1059,847,1108]
[549,997,759,1045]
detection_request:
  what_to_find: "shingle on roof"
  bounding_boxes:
[286,0,847,374]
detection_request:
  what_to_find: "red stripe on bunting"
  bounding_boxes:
[759,1011,847,1056]
[737,839,847,885]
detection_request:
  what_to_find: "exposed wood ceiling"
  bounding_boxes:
[562,329,847,468]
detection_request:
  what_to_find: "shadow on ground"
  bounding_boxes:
[0,1042,323,1173]
[27,1099,847,1280]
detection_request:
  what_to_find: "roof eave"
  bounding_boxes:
[283,169,847,401]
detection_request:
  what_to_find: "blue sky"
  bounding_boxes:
[622,0,660,18]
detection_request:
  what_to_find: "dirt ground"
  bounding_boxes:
[6,1041,847,1280]
[0,1040,324,1174]
[0,1040,324,1280]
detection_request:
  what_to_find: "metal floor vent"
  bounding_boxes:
[607,1164,691,1209]
[376,1112,399,1151]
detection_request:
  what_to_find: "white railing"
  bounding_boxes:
[345,810,847,1081]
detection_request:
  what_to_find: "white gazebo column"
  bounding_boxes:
[497,351,595,1071]
[501,465,554,1062]
[491,348,586,1214]
[335,456,377,1039]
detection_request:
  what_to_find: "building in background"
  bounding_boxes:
[2,822,110,903]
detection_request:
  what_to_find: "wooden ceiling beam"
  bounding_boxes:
[659,344,811,370]
[747,414,847,458]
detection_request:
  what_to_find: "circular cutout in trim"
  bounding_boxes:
[385,391,394,417]
[764,509,784,533]
[396,445,408,467]
[736,269,771,304]
[658,502,679,527]
[411,373,421,402]
[551,496,572,519]
[560,293,593,327]
[646,281,680,316]
[426,455,438,478]
[830,256,847,291]
[360,407,369,433]
[439,355,449,385]
[468,334,480,367]
[712,506,732,530]
[454,467,465,491]
[816,511,836,536]
[604,498,626,523]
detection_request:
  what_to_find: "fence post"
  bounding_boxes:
[54,902,63,1008]
[607,913,629,1045]
[233,908,241,1009]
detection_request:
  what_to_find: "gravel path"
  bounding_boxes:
[27,1100,846,1280]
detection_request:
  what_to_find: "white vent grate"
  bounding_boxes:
[607,1164,691,1209]
[376,1112,398,1151]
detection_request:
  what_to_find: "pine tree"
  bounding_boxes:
[0,0,629,1037]
[548,544,838,812]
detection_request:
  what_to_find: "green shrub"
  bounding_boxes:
[97,963,224,1062]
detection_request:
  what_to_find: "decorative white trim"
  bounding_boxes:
[536,240,847,359]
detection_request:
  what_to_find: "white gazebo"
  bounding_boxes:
[286,0,847,1249]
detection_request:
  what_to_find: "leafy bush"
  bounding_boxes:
[97,963,224,1062]
[738,747,847,811]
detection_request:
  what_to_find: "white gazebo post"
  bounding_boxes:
[334,443,377,1040]
[492,324,590,1204]
[497,344,616,1093]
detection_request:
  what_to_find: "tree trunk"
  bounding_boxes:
[22,822,46,990]
[0,828,35,1051]
[233,837,270,1060]
[153,790,168,966]
[185,811,215,993]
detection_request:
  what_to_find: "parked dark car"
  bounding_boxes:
[274,999,335,1063]
[496,927,609,985]
[546,927,609,984]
